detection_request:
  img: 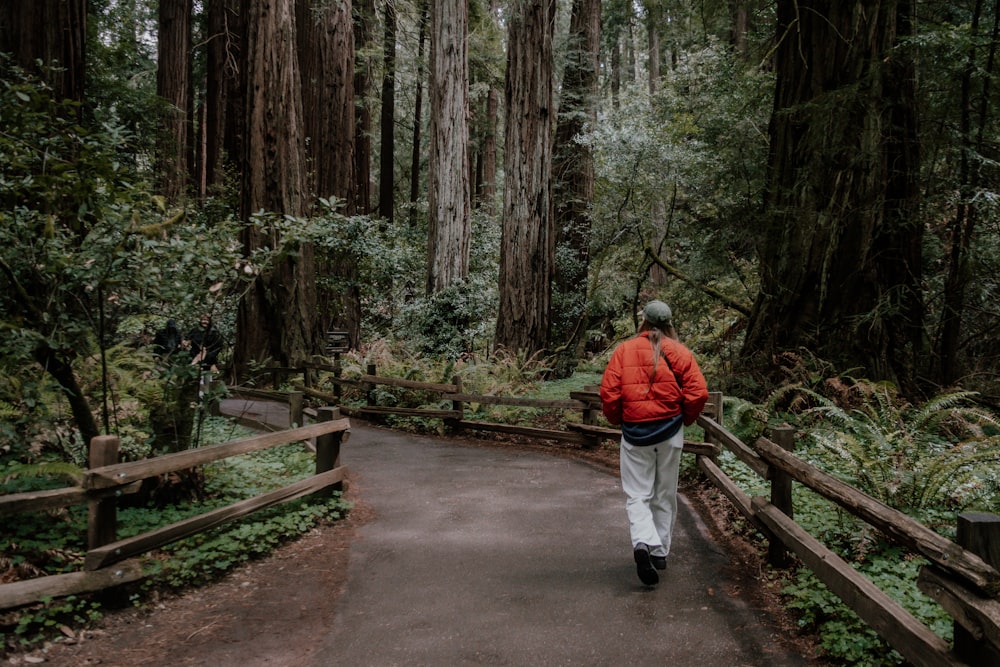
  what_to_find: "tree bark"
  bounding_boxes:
[495,0,556,355]
[353,0,376,215]
[296,0,358,345]
[378,0,397,223]
[236,0,318,371]
[0,0,86,106]
[741,0,923,393]
[203,0,244,195]
[408,0,429,226]
[552,0,600,356]
[426,0,471,294]
[157,0,193,202]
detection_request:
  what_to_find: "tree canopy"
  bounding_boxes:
[2,0,1000,453]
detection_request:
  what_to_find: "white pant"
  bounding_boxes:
[619,429,684,558]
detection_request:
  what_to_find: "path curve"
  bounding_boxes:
[304,419,810,666]
[23,400,814,666]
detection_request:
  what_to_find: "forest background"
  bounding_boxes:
[3,0,1000,664]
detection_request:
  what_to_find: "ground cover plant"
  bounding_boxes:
[1,416,350,655]
[719,379,1000,666]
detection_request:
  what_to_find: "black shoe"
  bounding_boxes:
[633,543,659,586]
[651,555,667,571]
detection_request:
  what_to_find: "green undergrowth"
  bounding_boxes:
[1,416,352,655]
[714,384,1000,666]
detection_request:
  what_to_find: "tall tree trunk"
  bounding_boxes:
[477,0,501,216]
[378,0,397,223]
[495,0,556,355]
[204,0,242,195]
[353,0,375,215]
[730,0,750,58]
[935,0,999,386]
[157,0,193,202]
[552,0,600,360]
[236,0,318,372]
[296,0,359,346]
[426,0,471,294]
[645,1,660,95]
[741,0,923,393]
[0,0,85,106]
[409,0,429,227]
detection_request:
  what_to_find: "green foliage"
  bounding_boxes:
[782,552,951,667]
[1,418,350,652]
[802,383,1000,517]
[586,41,770,346]
[707,381,1000,666]
[398,278,496,357]
[5,595,103,650]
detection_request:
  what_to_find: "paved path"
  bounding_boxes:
[220,399,811,666]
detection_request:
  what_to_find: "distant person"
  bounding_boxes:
[152,319,181,357]
[600,300,709,586]
[185,315,223,372]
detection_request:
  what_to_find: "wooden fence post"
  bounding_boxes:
[582,384,597,426]
[704,391,724,465]
[447,375,464,433]
[316,407,344,494]
[365,363,378,423]
[88,435,120,550]
[767,425,795,568]
[288,391,304,428]
[332,352,342,400]
[954,512,1000,665]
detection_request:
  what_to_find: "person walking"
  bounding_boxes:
[600,300,709,586]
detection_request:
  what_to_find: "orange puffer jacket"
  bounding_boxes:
[600,331,709,426]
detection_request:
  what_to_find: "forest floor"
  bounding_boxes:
[3,428,830,666]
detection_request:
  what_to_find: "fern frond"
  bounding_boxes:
[0,399,20,420]
[3,461,84,485]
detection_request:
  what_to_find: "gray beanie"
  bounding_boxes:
[642,300,672,328]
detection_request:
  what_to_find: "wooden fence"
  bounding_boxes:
[4,362,1000,665]
[0,408,349,611]
[289,365,1000,667]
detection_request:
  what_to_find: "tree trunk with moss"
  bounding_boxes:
[741,0,923,393]
[235,0,318,372]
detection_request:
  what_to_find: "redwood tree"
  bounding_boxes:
[378,0,397,223]
[296,0,361,346]
[156,0,193,201]
[741,0,923,392]
[495,0,556,354]
[552,0,600,356]
[426,0,471,294]
[0,0,85,106]
[235,0,319,371]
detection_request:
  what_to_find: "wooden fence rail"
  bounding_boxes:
[5,364,1000,665]
[288,365,999,666]
[0,409,349,611]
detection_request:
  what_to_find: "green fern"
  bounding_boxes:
[0,399,20,420]
[804,383,1000,514]
[3,461,85,486]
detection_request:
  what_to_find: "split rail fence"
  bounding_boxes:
[0,408,348,612]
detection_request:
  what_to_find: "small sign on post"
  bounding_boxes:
[325,330,350,356]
